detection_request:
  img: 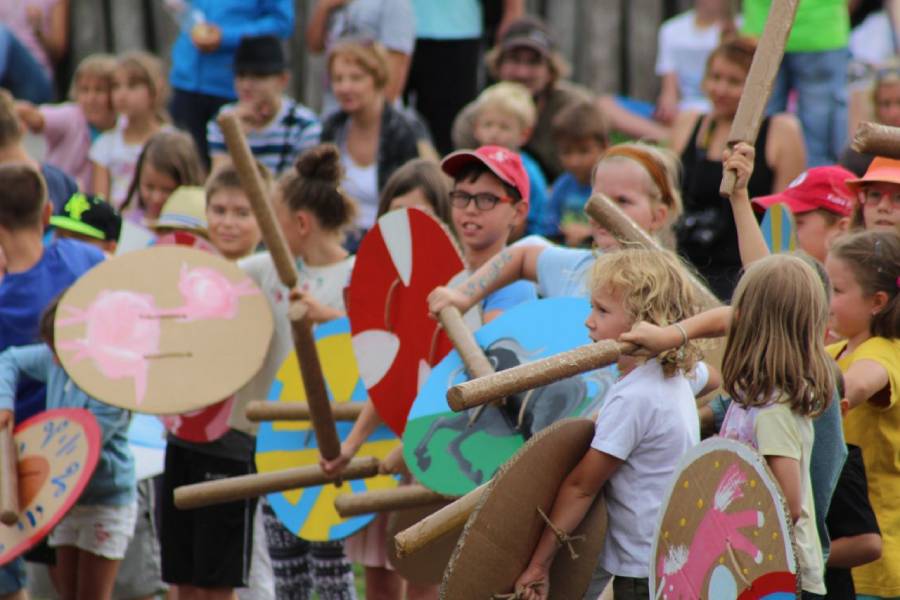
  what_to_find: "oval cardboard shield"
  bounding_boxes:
[650,437,798,600]
[0,409,101,565]
[255,317,400,541]
[403,297,617,496]
[55,245,273,414]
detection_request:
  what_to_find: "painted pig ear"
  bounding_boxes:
[352,329,400,389]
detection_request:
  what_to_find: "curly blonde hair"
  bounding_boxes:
[590,248,705,377]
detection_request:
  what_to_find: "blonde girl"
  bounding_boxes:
[514,248,704,600]
[824,230,900,600]
[90,51,169,207]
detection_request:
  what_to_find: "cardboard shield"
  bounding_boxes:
[0,409,101,565]
[386,501,459,586]
[55,246,273,414]
[441,418,607,600]
[650,437,798,600]
[255,317,400,541]
[403,298,617,496]
[760,203,797,255]
[347,208,472,435]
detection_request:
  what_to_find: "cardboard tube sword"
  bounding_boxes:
[245,400,364,422]
[394,483,488,558]
[334,484,454,518]
[217,112,341,461]
[0,417,18,525]
[719,0,800,197]
[852,121,900,159]
[438,306,497,426]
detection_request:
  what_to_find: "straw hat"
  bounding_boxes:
[150,186,208,235]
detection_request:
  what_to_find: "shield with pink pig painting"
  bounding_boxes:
[55,246,273,415]
[650,437,798,600]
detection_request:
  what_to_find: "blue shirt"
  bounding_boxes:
[41,163,78,215]
[411,0,481,39]
[169,0,295,100]
[482,280,537,314]
[535,246,596,298]
[0,345,135,506]
[521,151,552,237]
[548,172,593,238]
[0,239,104,422]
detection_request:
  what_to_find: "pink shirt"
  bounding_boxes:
[40,102,93,190]
[0,0,59,80]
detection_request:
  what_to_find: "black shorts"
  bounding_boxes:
[160,443,257,588]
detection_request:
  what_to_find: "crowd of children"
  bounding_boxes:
[0,4,899,600]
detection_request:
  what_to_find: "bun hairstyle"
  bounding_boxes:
[278,144,358,231]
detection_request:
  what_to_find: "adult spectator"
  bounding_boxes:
[306,0,415,115]
[0,0,69,103]
[321,38,436,237]
[167,0,293,164]
[742,0,850,166]
[670,36,805,301]
[404,0,524,155]
[454,16,592,182]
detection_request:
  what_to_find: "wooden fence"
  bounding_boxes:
[65,0,694,111]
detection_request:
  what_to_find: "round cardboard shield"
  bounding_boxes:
[403,297,617,496]
[347,208,470,435]
[650,437,798,600]
[760,203,797,255]
[55,245,273,415]
[386,500,459,586]
[0,409,101,565]
[442,418,607,600]
[255,317,400,541]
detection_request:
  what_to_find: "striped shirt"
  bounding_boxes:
[207,97,322,176]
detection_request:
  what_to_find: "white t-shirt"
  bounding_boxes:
[88,124,144,208]
[591,359,700,577]
[655,11,734,112]
[230,252,356,434]
[339,149,379,229]
[849,11,893,66]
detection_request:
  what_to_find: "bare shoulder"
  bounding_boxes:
[668,110,702,154]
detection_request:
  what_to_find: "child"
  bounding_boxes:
[622,254,833,598]
[751,165,855,262]
[16,54,117,190]
[205,163,268,261]
[207,35,321,177]
[119,130,206,225]
[0,298,135,600]
[824,230,900,598]
[846,157,900,232]
[513,248,704,600]
[470,82,550,237]
[149,186,208,238]
[0,164,104,598]
[50,192,122,255]
[90,51,169,207]
[374,158,452,226]
[547,100,610,246]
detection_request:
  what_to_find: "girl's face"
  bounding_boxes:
[75,74,113,128]
[875,81,900,127]
[585,285,632,343]
[388,187,435,216]
[330,56,379,114]
[824,255,876,341]
[207,188,262,261]
[703,55,747,119]
[139,163,178,219]
[111,68,153,118]
[590,161,668,250]
[859,182,900,231]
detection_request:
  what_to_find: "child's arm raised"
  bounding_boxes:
[427,244,544,316]
[513,449,622,600]
[620,306,733,356]
[723,142,770,266]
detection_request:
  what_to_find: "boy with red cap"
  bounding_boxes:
[753,165,856,262]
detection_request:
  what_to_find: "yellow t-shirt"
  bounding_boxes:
[828,336,900,597]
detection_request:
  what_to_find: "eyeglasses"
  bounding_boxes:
[449,190,515,211]
[861,188,900,208]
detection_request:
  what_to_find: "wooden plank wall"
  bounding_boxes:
[65,0,694,112]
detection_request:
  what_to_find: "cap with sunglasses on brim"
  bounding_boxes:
[50,192,122,241]
[234,35,287,75]
[441,145,530,202]
[498,16,558,59]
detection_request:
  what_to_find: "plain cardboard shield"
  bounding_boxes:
[650,437,798,600]
[0,409,100,565]
[441,418,608,600]
[347,208,470,435]
[255,317,400,541]
[404,297,617,496]
[386,500,459,586]
[55,246,273,414]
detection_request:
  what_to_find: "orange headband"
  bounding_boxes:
[601,146,674,208]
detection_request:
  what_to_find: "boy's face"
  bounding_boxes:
[859,182,900,231]
[473,108,528,151]
[559,138,605,186]
[75,74,113,128]
[207,186,262,261]
[498,47,552,96]
[794,209,846,263]
[590,161,667,250]
[235,72,288,123]
[451,172,526,254]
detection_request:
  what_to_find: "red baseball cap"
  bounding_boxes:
[441,145,530,202]
[752,166,855,217]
